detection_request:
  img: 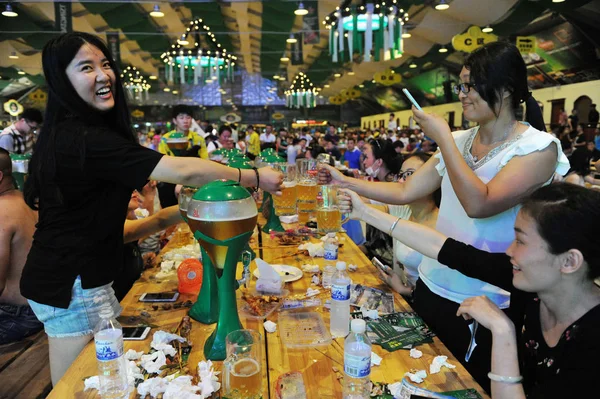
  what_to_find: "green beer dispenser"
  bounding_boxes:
[186,179,258,360]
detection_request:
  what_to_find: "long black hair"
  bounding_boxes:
[464,41,545,131]
[368,138,403,176]
[25,32,136,209]
[521,183,600,280]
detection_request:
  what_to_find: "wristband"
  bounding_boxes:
[487,372,523,384]
[252,167,260,192]
[389,216,402,236]
[237,168,242,184]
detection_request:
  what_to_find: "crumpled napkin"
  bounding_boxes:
[163,376,202,399]
[83,375,100,391]
[197,360,221,397]
[151,331,186,348]
[388,381,403,398]
[152,342,177,357]
[409,348,423,359]
[137,377,168,398]
[360,306,379,319]
[430,355,456,374]
[141,351,167,374]
[348,264,358,272]
[306,288,320,297]
[371,352,382,366]
[301,264,320,273]
[298,242,324,257]
[404,369,427,383]
[255,258,283,294]
[264,320,277,333]
[125,349,144,360]
[127,360,144,385]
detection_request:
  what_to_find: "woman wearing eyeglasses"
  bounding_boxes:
[319,42,569,391]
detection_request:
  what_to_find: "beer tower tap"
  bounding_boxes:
[255,150,286,233]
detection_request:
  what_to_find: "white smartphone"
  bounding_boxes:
[139,292,179,302]
[371,257,393,274]
[402,88,422,110]
[122,326,151,341]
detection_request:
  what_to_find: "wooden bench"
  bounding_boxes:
[0,330,52,399]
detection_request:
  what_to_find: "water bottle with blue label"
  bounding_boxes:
[94,306,129,399]
[330,261,351,337]
[343,319,372,399]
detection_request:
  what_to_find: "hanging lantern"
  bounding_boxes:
[120,66,151,103]
[324,1,409,63]
[160,18,237,87]
[285,72,319,109]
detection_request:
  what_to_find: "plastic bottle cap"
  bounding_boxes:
[336,261,346,271]
[351,318,366,334]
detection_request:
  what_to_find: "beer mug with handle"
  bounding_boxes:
[272,163,298,216]
[296,159,319,223]
[317,185,349,234]
[223,329,262,399]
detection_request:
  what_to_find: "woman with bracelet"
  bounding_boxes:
[339,183,599,399]
[320,42,569,390]
[21,32,282,385]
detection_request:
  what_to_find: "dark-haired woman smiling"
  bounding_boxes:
[20,32,282,385]
[339,183,599,399]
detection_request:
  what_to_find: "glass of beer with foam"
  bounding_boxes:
[296,159,319,222]
[272,163,297,216]
[223,329,262,399]
[317,185,349,234]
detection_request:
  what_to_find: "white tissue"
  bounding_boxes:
[279,215,298,223]
[153,342,177,357]
[137,377,168,398]
[348,264,358,272]
[301,264,320,273]
[125,349,144,360]
[388,381,403,398]
[306,288,320,297]
[320,233,338,242]
[311,274,320,285]
[160,260,175,272]
[163,376,202,399]
[264,320,277,333]
[298,242,325,257]
[151,330,186,348]
[197,360,221,397]
[371,352,382,366]
[409,348,423,359]
[429,355,456,374]
[360,306,379,319]
[255,258,283,294]
[404,369,427,383]
[127,361,144,385]
[141,351,167,374]
[83,375,100,391]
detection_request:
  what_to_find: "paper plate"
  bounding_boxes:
[253,264,303,283]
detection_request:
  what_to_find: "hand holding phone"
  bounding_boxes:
[402,88,422,111]
[371,257,393,274]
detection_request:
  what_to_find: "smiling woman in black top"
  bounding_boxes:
[339,183,600,399]
[21,32,282,386]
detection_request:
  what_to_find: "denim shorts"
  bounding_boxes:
[28,277,122,338]
[0,303,43,345]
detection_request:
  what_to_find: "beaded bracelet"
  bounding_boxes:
[488,372,523,384]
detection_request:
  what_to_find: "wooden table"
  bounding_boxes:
[48,223,489,398]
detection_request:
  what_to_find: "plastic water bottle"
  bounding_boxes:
[343,319,372,399]
[330,261,351,337]
[94,306,129,399]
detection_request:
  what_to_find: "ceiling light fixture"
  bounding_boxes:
[273,75,280,79]
[409,63,417,68]
[9,51,18,59]
[294,2,309,16]
[17,70,26,75]
[348,71,355,75]
[149,75,158,80]
[149,4,164,18]
[482,25,493,33]
[286,34,297,44]
[177,35,189,45]
[163,87,170,92]
[280,53,290,62]
[435,0,450,11]
[359,84,364,88]
[438,45,448,53]
[402,32,412,38]
[2,4,18,17]
[324,84,330,88]
[552,0,565,3]
[334,73,341,77]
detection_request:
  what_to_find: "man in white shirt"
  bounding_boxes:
[0,108,43,155]
[287,138,307,164]
[259,124,276,147]
[388,113,397,131]
[299,127,312,145]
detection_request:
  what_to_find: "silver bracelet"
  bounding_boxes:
[389,216,402,236]
[487,372,523,384]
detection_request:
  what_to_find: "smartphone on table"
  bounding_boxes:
[371,256,393,274]
[138,292,179,302]
[122,326,151,341]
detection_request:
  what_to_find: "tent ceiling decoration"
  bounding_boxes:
[120,66,151,103]
[159,18,237,86]
[285,72,320,109]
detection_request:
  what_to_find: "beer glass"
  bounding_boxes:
[296,159,319,222]
[223,329,262,399]
[317,185,349,234]
[272,164,298,216]
[178,186,198,221]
